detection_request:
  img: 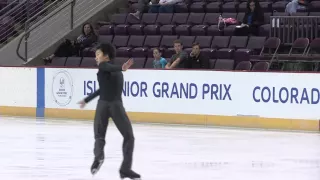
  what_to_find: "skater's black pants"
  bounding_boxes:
[94,99,135,171]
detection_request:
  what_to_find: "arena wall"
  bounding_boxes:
[1,67,319,132]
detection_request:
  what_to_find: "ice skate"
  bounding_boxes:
[90,159,104,175]
[120,169,141,180]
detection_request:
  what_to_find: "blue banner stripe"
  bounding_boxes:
[36,68,45,117]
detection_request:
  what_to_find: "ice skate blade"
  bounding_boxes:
[120,174,141,180]
[91,165,101,175]
[91,169,98,175]
[91,160,104,175]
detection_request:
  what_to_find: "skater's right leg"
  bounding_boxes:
[91,100,110,175]
[110,101,141,179]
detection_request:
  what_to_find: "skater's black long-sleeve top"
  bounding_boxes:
[84,61,124,103]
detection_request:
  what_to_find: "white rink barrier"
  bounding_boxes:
[0,67,319,131]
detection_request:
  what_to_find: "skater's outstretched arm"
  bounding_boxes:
[98,61,123,72]
[99,58,134,72]
[84,89,101,103]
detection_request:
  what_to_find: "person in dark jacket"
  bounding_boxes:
[185,42,210,69]
[78,43,141,180]
[43,23,98,62]
[234,0,264,36]
[74,23,98,54]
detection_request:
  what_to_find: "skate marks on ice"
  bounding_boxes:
[0,117,320,180]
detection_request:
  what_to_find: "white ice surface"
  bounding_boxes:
[0,117,320,180]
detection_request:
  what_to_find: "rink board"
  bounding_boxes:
[0,67,320,131]
[44,109,319,131]
[1,106,318,131]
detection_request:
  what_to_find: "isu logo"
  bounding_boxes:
[52,70,73,106]
[60,78,65,88]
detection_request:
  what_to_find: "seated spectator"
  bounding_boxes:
[234,0,264,36]
[285,0,307,14]
[148,0,182,13]
[43,23,97,62]
[185,43,209,69]
[130,0,153,19]
[152,48,167,68]
[165,40,188,69]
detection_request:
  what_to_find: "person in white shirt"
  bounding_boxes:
[130,0,182,19]
[285,0,307,14]
[130,0,154,19]
[149,0,182,13]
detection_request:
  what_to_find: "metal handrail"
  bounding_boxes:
[270,15,320,45]
[0,0,52,43]
[0,0,19,14]
[16,0,76,62]
[2,0,26,18]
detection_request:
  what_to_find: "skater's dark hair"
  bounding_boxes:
[96,43,116,60]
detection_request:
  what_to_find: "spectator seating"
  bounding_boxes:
[128,0,320,13]
[48,36,320,71]
[96,12,320,38]
[45,0,320,72]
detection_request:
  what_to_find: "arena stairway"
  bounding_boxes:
[0,0,126,66]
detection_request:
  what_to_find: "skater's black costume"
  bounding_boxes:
[84,61,140,179]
